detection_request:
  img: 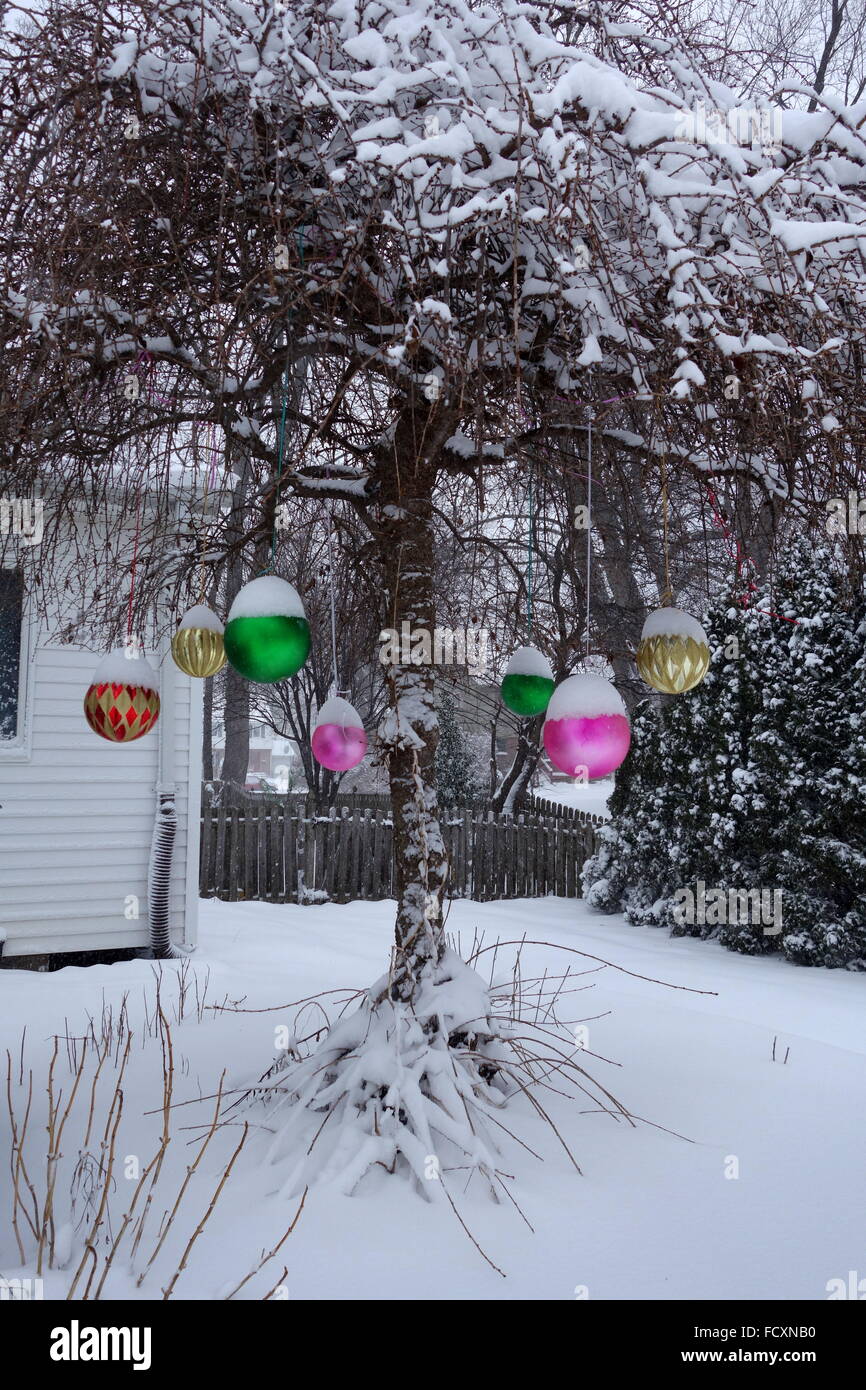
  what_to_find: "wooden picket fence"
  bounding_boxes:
[526,794,608,827]
[199,794,602,905]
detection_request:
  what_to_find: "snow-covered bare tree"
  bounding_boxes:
[4,0,866,1192]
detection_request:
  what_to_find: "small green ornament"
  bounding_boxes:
[224,577,310,683]
[500,645,555,717]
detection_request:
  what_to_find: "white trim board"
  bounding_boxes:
[0,577,35,762]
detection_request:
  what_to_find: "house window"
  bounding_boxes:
[0,570,23,741]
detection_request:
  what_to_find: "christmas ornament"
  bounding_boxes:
[311,696,367,772]
[500,646,555,717]
[636,607,710,694]
[543,672,630,779]
[224,576,310,683]
[84,648,160,743]
[171,604,226,678]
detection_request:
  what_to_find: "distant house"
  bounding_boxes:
[435,668,522,777]
[0,502,203,967]
[436,666,576,785]
[211,720,301,788]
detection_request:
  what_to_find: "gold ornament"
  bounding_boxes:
[639,457,712,693]
[171,605,227,678]
[636,633,710,694]
[636,607,710,694]
[171,625,226,678]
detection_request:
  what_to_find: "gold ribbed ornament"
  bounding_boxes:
[636,632,710,694]
[171,625,226,678]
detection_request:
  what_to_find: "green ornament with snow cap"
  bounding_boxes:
[224,576,310,683]
[500,645,555,716]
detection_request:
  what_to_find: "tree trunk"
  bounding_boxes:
[201,574,222,782]
[740,484,784,583]
[202,673,214,780]
[222,458,252,795]
[593,467,652,713]
[492,715,543,812]
[221,663,251,789]
[488,716,499,799]
[376,455,448,1005]
[219,441,261,791]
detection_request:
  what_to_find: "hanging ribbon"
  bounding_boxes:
[704,475,756,606]
[122,350,155,647]
[327,511,339,693]
[266,226,307,575]
[704,477,800,624]
[526,461,534,636]
[660,448,673,607]
[585,405,593,658]
[195,420,216,604]
[267,363,291,575]
[126,486,143,644]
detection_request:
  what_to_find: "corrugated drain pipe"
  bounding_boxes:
[148,786,181,959]
[147,630,194,960]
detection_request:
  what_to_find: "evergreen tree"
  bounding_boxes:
[583,543,866,968]
[435,695,482,805]
[729,542,866,965]
[582,698,676,921]
[584,600,757,932]
[680,598,766,950]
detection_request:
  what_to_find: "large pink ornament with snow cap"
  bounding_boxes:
[543,673,631,780]
[311,696,367,772]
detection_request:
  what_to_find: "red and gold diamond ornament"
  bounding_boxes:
[84,647,161,743]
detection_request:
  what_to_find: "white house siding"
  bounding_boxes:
[0,617,202,961]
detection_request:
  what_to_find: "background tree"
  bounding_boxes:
[435,694,482,806]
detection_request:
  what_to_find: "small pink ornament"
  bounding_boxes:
[311,696,367,772]
[542,673,631,780]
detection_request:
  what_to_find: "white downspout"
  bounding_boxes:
[148,635,186,959]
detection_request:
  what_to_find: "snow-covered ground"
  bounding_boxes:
[536,777,613,818]
[1,896,863,1301]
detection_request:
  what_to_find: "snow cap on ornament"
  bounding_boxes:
[500,645,555,717]
[311,696,367,772]
[543,672,630,780]
[636,606,710,694]
[224,576,310,683]
[84,647,160,743]
[171,604,226,678]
